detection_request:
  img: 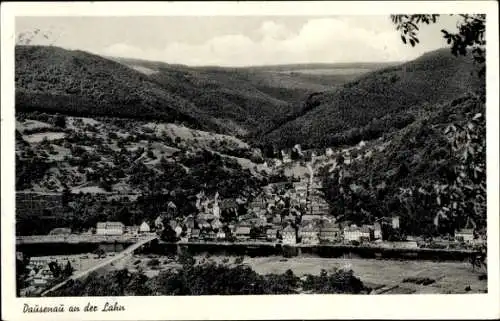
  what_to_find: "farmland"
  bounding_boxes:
[199,255,487,294]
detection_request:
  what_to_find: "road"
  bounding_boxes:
[41,235,158,296]
[17,234,154,244]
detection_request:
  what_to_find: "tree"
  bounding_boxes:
[48,261,62,278]
[160,224,178,243]
[63,261,74,277]
[391,14,486,75]
[54,114,67,128]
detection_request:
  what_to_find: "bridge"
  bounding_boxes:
[40,235,158,296]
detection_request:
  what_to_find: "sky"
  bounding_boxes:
[15,15,461,67]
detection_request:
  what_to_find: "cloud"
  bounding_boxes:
[98,17,442,66]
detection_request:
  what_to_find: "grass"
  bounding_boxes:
[206,256,487,294]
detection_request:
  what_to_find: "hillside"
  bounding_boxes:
[16,45,375,138]
[315,93,486,236]
[15,46,229,132]
[112,57,376,136]
[15,111,276,235]
[264,48,485,148]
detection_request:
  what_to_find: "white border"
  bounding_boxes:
[1,2,499,320]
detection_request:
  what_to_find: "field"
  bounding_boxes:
[203,255,487,294]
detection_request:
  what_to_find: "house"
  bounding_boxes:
[190,229,200,240]
[127,225,139,235]
[282,150,292,163]
[196,219,211,230]
[167,201,177,210]
[154,214,165,230]
[301,215,319,223]
[392,216,400,229]
[248,217,266,227]
[249,195,266,209]
[319,223,341,243]
[220,199,238,211]
[373,222,383,240]
[216,230,226,240]
[96,222,125,235]
[198,213,215,221]
[213,192,221,218]
[343,225,362,242]
[174,225,183,237]
[235,226,251,240]
[299,225,319,245]
[49,227,71,235]
[184,216,196,230]
[360,225,374,241]
[139,221,151,233]
[282,225,297,245]
[455,229,475,243]
[205,231,217,241]
[266,228,278,242]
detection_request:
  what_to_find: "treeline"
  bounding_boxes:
[46,260,369,296]
[15,91,208,132]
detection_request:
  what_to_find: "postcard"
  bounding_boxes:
[1,1,499,320]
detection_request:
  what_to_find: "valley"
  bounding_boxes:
[14,44,487,297]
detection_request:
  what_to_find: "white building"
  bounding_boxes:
[373,222,383,240]
[282,225,297,245]
[139,222,151,233]
[299,225,319,245]
[96,222,125,236]
[455,229,474,243]
[319,223,341,243]
[392,216,400,229]
[174,225,183,237]
[343,225,372,242]
[154,214,165,230]
[213,192,221,218]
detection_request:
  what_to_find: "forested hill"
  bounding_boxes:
[264,48,485,149]
[15,45,230,133]
[15,45,378,139]
[111,57,379,136]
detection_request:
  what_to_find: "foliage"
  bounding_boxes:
[49,262,369,296]
[301,269,368,294]
[322,95,486,236]
[391,14,485,75]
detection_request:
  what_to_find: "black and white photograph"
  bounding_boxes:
[1,1,499,320]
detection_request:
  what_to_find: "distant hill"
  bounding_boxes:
[16,45,376,138]
[264,48,485,148]
[112,57,377,136]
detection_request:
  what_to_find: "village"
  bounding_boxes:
[28,173,484,249]
[17,145,486,296]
